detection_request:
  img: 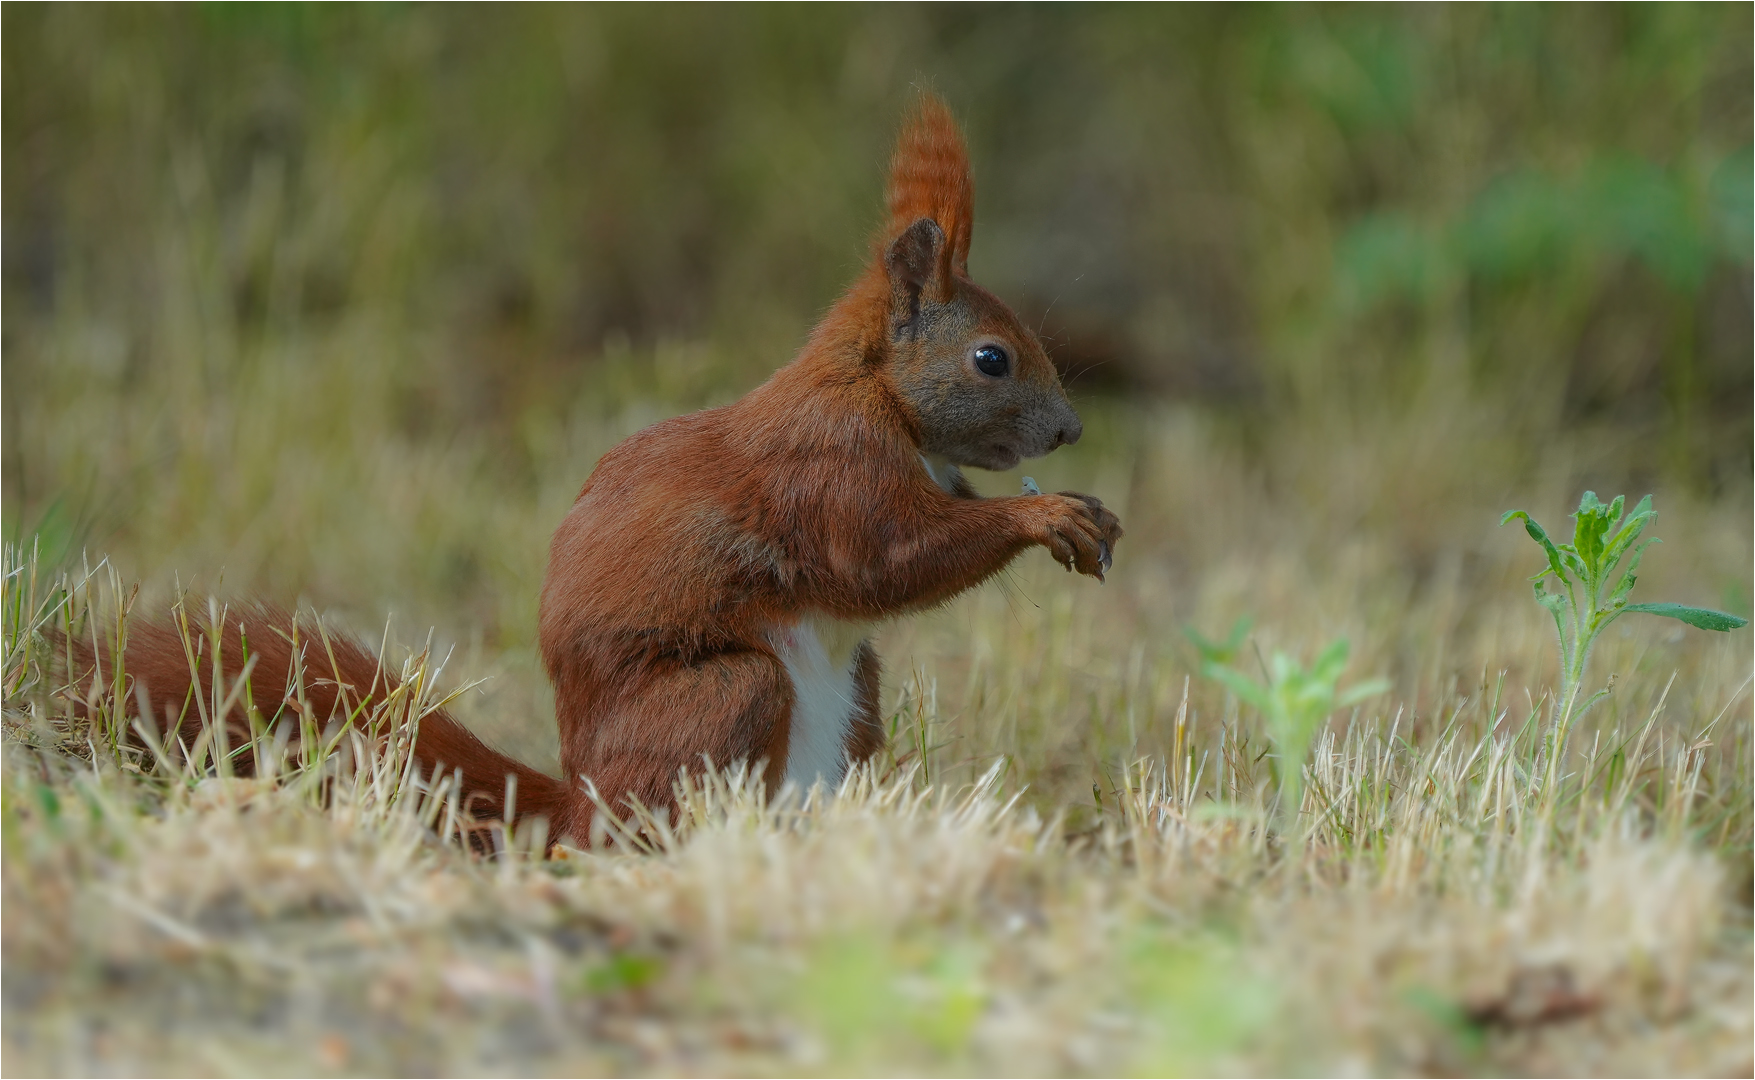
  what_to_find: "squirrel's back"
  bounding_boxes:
[71,91,1120,848]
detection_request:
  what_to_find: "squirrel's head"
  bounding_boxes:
[869,94,1081,473]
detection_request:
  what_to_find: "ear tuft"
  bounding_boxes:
[883,92,973,284]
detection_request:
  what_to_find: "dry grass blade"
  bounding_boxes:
[4,535,1749,1076]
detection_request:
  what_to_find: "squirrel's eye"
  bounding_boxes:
[973,345,1010,378]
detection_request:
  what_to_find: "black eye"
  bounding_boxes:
[973,345,1010,377]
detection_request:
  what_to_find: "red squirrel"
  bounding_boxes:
[72,93,1123,844]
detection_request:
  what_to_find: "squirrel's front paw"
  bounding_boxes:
[1030,493,1124,581]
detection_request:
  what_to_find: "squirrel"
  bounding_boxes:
[67,92,1123,845]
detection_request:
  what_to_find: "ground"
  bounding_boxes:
[4,404,1750,1076]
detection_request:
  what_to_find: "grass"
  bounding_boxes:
[3,9,1750,1073]
[4,391,1751,1075]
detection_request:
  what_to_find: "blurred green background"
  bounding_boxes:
[4,5,1750,757]
[5,13,1751,1072]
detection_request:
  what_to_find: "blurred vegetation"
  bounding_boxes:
[8,5,1749,468]
[2,4,1749,720]
[4,12,1752,1073]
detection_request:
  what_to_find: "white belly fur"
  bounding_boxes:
[920,453,963,493]
[771,617,868,791]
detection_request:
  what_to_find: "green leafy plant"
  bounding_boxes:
[1502,492,1747,739]
[1188,617,1389,832]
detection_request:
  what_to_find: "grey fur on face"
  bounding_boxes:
[882,215,1082,472]
[891,290,1081,472]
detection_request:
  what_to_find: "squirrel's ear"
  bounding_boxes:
[884,216,946,334]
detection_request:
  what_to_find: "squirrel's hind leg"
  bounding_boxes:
[567,647,795,825]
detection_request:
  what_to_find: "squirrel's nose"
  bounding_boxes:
[1054,417,1083,448]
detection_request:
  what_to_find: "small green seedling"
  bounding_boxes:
[1188,617,1389,832]
[1502,492,1747,739]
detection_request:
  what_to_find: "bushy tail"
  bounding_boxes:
[64,604,575,841]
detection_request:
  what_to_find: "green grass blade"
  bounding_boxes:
[1608,537,1661,606]
[1201,663,1273,711]
[1501,511,1568,583]
[1601,495,1656,568]
[1619,603,1750,631]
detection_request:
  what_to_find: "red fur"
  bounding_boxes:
[884,92,975,290]
[66,607,569,833]
[76,92,1120,847]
